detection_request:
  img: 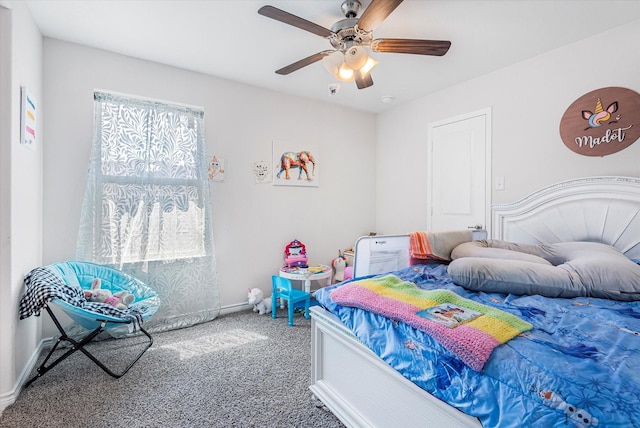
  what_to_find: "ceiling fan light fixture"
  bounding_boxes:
[322,50,344,76]
[359,56,378,75]
[344,46,368,70]
[337,63,355,81]
[325,46,374,82]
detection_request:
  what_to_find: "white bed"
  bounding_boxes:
[310,176,640,427]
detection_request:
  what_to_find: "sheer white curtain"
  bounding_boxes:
[76,91,220,332]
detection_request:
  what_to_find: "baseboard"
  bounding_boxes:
[0,337,50,415]
[220,302,251,315]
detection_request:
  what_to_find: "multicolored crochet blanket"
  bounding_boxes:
[330,274,532,371]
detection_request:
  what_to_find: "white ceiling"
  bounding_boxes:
[23,0,640,114]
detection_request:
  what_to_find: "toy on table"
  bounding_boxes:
[284,239,308,268]
[84,278,134,310]
[248,287,272,315]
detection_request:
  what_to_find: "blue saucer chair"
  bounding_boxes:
[20,261,160,387]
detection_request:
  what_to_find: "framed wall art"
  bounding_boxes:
[251,160,272,184]
[208,155,225,182]
[20,86,37,149]
[272,140,319,187]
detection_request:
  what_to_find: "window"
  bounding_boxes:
[89,92,207,263]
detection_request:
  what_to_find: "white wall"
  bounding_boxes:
[376,20,640,235]
[42,39,377,320]
[0,0,43,412]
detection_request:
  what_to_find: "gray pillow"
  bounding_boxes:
[452,240,552,265]
[448,240,640,301]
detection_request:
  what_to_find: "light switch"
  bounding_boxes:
[495,176,505,191]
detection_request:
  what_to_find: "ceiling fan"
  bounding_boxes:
[258,0,451,90]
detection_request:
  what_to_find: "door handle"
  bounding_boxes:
[467,224,483,230]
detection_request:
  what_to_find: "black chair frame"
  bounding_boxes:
[24,305,153,388]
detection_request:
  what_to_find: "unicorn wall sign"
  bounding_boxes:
[559,86,640,157]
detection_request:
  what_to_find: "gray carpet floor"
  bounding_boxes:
[0,309,345,427]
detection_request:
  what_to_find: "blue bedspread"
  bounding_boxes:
[314,264,640,428]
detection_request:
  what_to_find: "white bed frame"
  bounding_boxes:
[310,176,640,427]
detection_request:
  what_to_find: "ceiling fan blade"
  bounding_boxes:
[258,5,334,38]
[357,0,404,32]
[371,38,451,56]
[275,51,333,75]
[354,71,374,90]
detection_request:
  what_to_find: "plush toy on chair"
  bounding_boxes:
[248,287,272,315]
[84,278,135,310]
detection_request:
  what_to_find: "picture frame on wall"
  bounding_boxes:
[251,160,272,184]
[272,140,319,187]
[207,155,225,182]
[20,86,37,149]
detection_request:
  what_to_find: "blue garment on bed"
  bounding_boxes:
[314,264,640,428]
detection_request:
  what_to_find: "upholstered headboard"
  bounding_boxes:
[492,176,640,259]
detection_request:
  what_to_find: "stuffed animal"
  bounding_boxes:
[332,251,348,283]
[84,278,135,310]
[248,287,272,315]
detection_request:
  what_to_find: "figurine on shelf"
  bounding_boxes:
[284,239,308,268]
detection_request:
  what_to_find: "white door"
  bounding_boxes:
[427,109,491,234]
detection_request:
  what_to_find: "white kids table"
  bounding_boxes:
[278,264,332,294]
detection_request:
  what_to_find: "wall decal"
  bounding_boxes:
[559,87,640,157]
